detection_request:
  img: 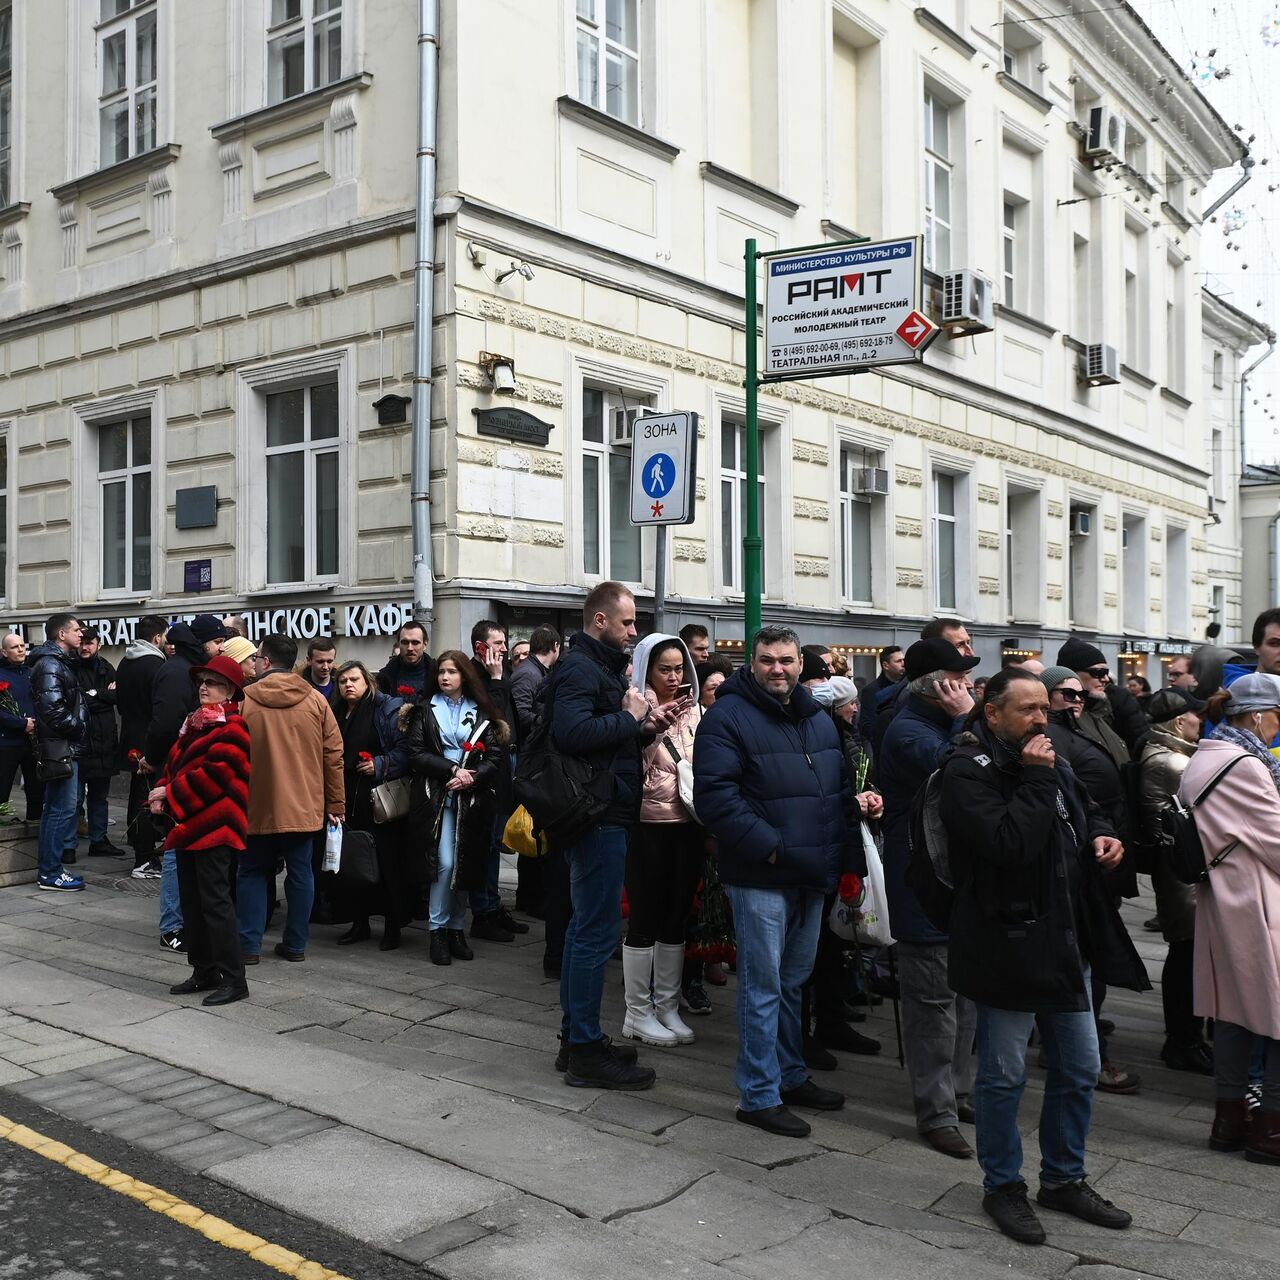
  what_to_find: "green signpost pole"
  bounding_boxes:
[743,238,762,647]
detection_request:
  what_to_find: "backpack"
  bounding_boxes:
[905,763,956,932]
[1158,755,1248,885]
[512,678,613,848]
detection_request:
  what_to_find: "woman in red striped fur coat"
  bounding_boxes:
[148,654,252,1008]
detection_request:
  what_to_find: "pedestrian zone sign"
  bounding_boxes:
[630,412,698,526]
[762,235,937,379]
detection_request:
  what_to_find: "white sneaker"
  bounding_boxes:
[131,861,162,880]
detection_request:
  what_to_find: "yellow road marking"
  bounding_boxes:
[0,1113,353,1280]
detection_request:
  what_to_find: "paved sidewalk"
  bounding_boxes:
[0,853,1275,1280]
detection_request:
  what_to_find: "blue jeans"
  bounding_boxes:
[37,764,79,879]
[431,803,466,930]
[237,833,315,956]
[160,849,182,934]
[724,883,824,1112]
[559,825,628,1047]
[975,996,1101,1194]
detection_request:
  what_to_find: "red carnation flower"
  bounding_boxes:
[397,684,414,697]
[0,682,9,692]
[462,740,485,755]
[838,873,863,904]
[127,749,143,764]
[358,751,373,763]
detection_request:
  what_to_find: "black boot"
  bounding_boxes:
[429,929,451,966]
[564,1039,655,1090]
[337,919,372,946]
[379,921,402,952]
[446,928,473,960]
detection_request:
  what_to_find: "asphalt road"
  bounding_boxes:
[0,1092,424,1280]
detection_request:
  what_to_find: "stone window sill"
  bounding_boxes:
[49,145,181,204]
[211,72,373,141]
[699,162,799,216]
[556,96,679,161]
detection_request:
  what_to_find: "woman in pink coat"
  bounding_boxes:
[1180,671,1280,1165]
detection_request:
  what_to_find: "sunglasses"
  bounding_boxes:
[196,677,230,689]
[1055,689,1085,702]
[1085,667,1109,679]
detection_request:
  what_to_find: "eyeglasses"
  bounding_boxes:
[1056,689,1085,703]
[196,677,230,690]
[253,653,267,663]
[1085,667,1109,679]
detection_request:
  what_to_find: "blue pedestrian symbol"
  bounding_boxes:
[642,453,676,498]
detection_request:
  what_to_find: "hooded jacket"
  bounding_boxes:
[76,653,119,780]
[631,633,700,824]
[941,721,1150,1014]
[144,625,206,768]
[29,642,88,749]
[693,665,857,891]
[546,630,643,830]
[115,637,166,763]
[241,671,345,834]
[0,655,35,749]
[376,652,437,701]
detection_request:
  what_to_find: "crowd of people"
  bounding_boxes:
[5,592,1280,1249]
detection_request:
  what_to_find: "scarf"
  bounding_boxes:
[1215,723,1280,795]
[177,702,233,740]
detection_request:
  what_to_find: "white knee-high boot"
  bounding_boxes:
[622,945,678,1046]
[652,942,696,1044]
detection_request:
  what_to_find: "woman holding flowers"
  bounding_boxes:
[327,661,411,951]
[403,651,509,966]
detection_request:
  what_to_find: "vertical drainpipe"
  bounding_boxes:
[411,0,439,628]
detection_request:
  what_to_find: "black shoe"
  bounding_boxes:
[446,928,474,960]
[1162,1040,1214,1075]
[924,1126,974,1159]
[984,1182,1046,1245]
[88,840,124,857]
[430,930,451,966]
[736,1105,810,1138]
[169,974,221,995]
[681,981,712,1016]
[554,1035,637,1073]
[564,1041,655,1090]
[202,983,249,1007]
[1097,1017,1116,1036]
[471,912,515,943]
[160,931,186,954]
[242,953,259,966]
[815,1021,882,1055]
[957,1099,977,1125]
[543,958,562,980]
[273,943,305,962]
[1142,915,1162,932]
[1036,1181,1132,1229]
[780,1077,845,1111]
[337,922,372,946]
[803,1035,838,1072]
[62,849,77,865]
[495,907,529,935]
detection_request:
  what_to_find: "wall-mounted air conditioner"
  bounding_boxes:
[1079,342,1121,387]
[852,467,890,496]
[1070,510,1092,537]
[1085,106,1126,161]
[942,269,994,335]
[610,407,640,446]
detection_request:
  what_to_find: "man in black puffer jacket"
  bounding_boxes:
[71,627,122,862]
[695,625,861,1140]
[30,613,88,891]
[547,581,683,1093]
[940,667,1147,1247]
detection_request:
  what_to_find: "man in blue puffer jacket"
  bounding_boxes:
[0,631,39,821]
[694,625,861,1139]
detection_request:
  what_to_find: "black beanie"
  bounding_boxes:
[1057,637,1107,671]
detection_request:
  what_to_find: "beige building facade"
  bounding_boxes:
[0,0,1260,676]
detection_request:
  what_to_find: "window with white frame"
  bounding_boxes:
[1210,429,1226,502]
[1166,254,1185,393]
[721,417,768,594]
[267,0,343,105]
[98,415,152,594]
[98,0,157,168]
[1068,502,1098,629]
[0,3,12,208]
[575,0,640,126]
[923,88,953,273]
[1212,349,1223,389]
[265,382,340,584]
[1005,484,1041,623]
[1121,513,1147,633]
[839,443,882,604]
[1001,8,1042,88]
[581,386,646,583]
[1001,198,1029,311]
[1123,220,1147,370]
[1166,523,1189,637]
[932,471,963,611]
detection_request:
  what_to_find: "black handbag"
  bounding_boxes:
[1159,755,1247,885]
[34,737,73,782]
[335,827,380,889]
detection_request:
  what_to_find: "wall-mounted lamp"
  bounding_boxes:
[479,351,516,395]
[495,259,535,284]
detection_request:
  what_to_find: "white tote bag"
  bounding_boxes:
[828,826,895,947]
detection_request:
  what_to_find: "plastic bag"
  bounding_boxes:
[322,821,342,874]
[502,805,542,858]
[855,826,895,947]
